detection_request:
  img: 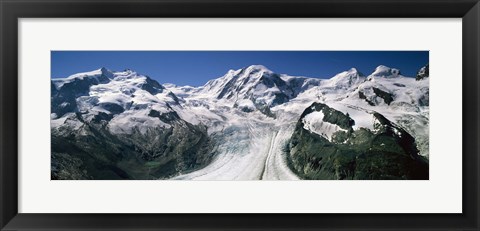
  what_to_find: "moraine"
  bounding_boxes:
[51,64,429,180]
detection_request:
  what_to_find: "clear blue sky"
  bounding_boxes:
[51,51,428,86]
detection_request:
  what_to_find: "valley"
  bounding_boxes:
[51,64,429,180]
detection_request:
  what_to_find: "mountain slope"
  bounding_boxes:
[51,69,215,179]
[51,64,429,180]
[194,65,322,117]
[286,102,428,180]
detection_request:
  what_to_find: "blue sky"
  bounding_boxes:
[51,51,428,86]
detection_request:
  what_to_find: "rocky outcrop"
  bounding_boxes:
[286,102,429,180]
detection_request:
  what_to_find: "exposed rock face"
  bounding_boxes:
[51,68,215,180]
[286,102,429,180]
[51,64,429,180]
[201,65,322,117]
[416,64,429,81]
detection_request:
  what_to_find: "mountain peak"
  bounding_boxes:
[416,64,429,81]
[332,67,363,79]
[370,65,401,78]
[243,65,273,74]
[212,65,273,83]
[60,67,112,80]
[52,67,113,89]
[346,67,364,76]
[324,67,365,89]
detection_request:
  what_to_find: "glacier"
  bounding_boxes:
[51,64,429,180]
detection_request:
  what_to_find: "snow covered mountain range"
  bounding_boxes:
[51,64,429,180]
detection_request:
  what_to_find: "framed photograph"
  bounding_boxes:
[1,0,479,230]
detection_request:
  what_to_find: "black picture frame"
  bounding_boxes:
[1,0,479,230]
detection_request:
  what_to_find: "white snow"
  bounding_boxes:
[322,67,365,89]
[171,120,299,180]
[52,68,178,134]
[302,111,347,141]
[236,99,256,111]
[108,110,171,134]
[52,68,112,88]
[51,113,83,130]
[52,64,430,180]
[326,103,376,131]
[370,65,401,78]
